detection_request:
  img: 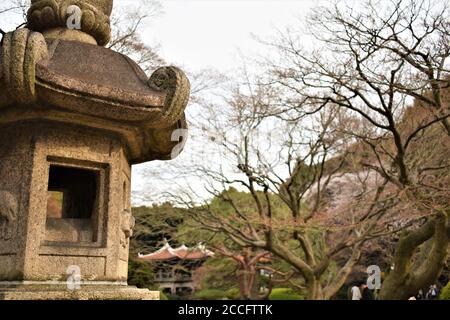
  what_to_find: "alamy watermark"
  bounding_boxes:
[66,265,81,291]
[66,5,82,30]
[171,128,189,159]
[366,265,381,290]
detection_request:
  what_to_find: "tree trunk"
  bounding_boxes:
[237,268,259,300]
[303,277,325,300]
[379,215,449,300]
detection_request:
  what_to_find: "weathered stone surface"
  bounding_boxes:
[0,191,18,241]
[0,0,190,163]
[0,0,191,300]
[0,283,159,300]
[42,28,98,45]
[0,32,190,163]
[36,40,166,118]
[0,123,133,282]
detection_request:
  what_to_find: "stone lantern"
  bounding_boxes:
[0,0,190,300]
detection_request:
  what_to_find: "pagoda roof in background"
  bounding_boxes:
[138,242,214,261]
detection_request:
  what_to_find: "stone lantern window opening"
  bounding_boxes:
[47,190,65,219]
[44,163,103,245]
[46,165,97,219]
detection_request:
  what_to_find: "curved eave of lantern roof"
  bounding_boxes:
[0,29,190,164]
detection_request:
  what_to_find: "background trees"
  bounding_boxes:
[263,0,450,299]
[156,0,449,300]
[159,71,409,299]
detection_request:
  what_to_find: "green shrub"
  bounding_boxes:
[159,291,169,300]
[127,258,155,289]
[165,293,182,301]
[225,288,241,300]
[195,289,227,300]
[439,282,450,300]
[269,288,304,300]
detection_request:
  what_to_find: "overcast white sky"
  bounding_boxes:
[117,0,327,203]
[118,0,322,72]
[2,0,322,72]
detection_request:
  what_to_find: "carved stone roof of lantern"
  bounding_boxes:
[0,0,190,164]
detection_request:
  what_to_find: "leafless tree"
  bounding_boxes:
[264,0,450,299]
[107,0,165,74]
[212,246,273,300]
[0,0,27,18]
[160,70,408,299]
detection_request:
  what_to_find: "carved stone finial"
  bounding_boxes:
[27,0,113,46]
[1,28,49,104]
